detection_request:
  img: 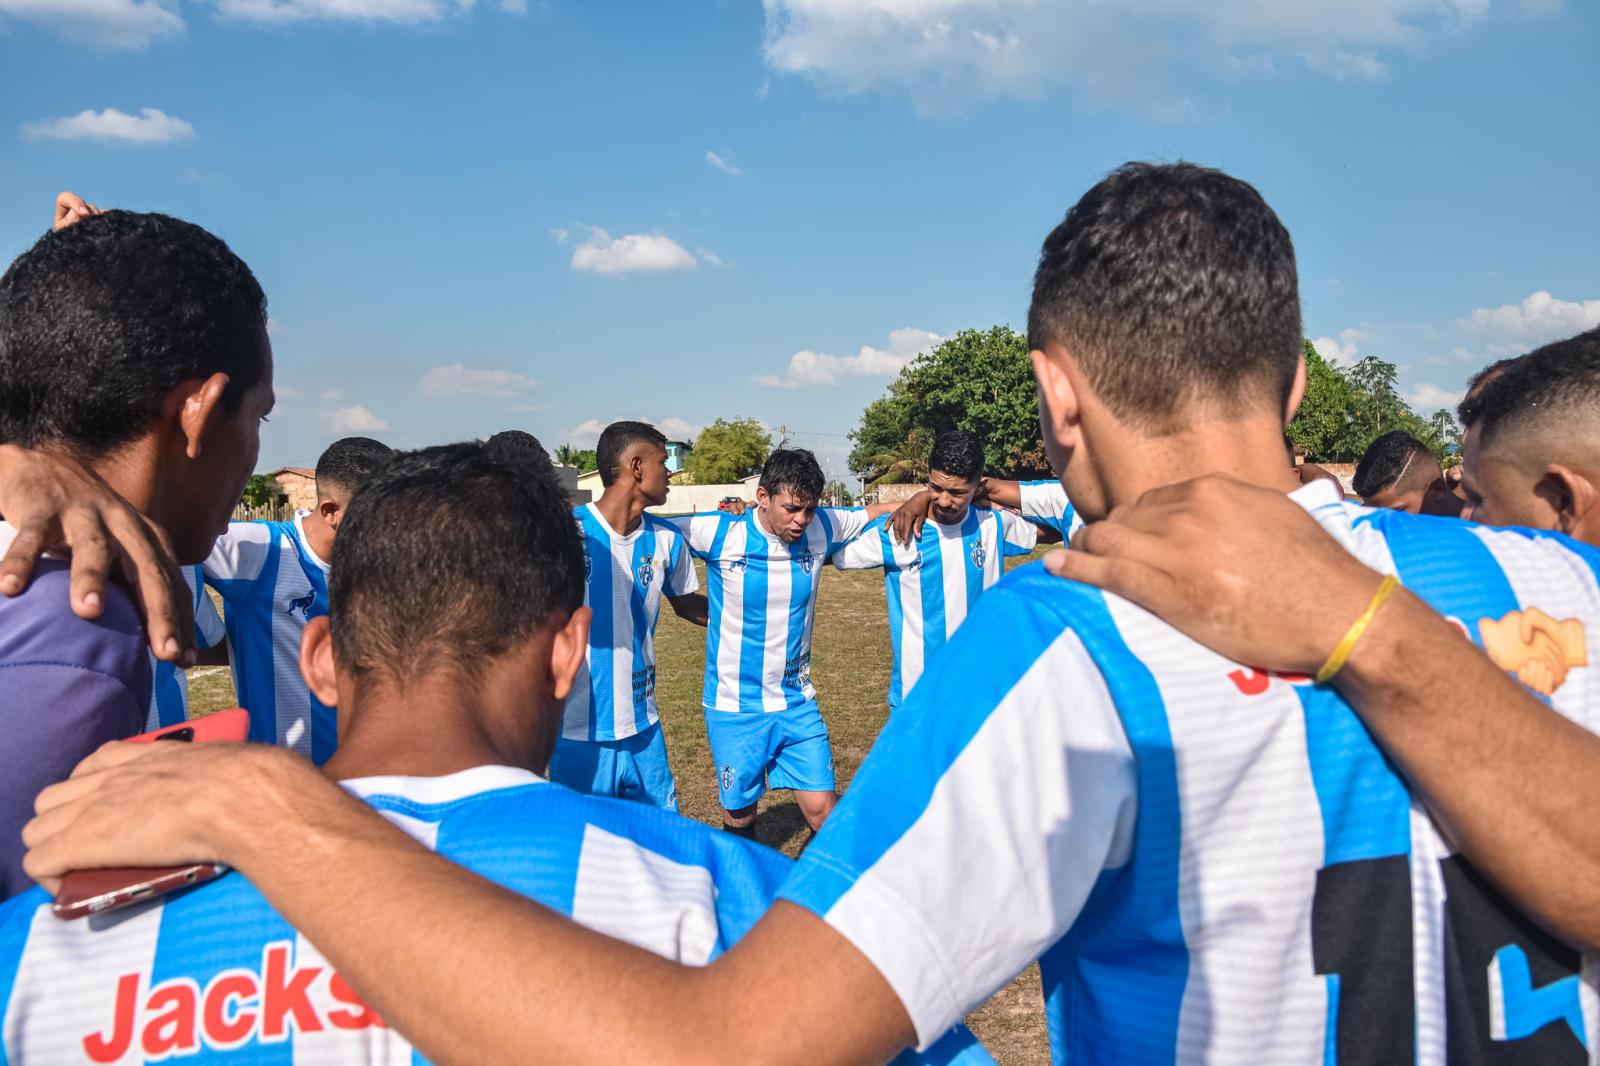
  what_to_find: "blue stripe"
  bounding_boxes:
[916,522,947,697]
[628,534,655,734]
[880,526,907,707]
[151,660,188,727]
[210,531,284,747]
[783,527,817,708]
[738,514,771,709]
[0,892,42,1066]
[701,515,734,708]
[960,510,986,622]
[282,524,336,766]
[585,511,615,742]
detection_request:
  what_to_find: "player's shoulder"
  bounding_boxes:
[1354,506,1600,590]
[641,512,689,539]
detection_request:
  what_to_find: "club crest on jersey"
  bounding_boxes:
[637,553,656,588]
[1479,608,1588,697]
[970,541,987,570]
[793,546,816,574]
[82,941,383,1063]
[285,591,316,620]
[719,765,735,792]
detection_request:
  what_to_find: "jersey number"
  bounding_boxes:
[1311,854,1586,1065]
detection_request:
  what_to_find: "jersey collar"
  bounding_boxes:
[292,509,333,572]
[339,764,544,804]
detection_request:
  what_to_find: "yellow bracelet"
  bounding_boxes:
[1315,573,1400,685]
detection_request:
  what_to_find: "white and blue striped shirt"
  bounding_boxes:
[143,566,227,731]
[565,504,699,742]
[780,478,1600,1063]
[1018,479,1083,539]
[202,513,334,763]
[0,766,992,1065]
[833,507,1036,707]
[670,508,872,713]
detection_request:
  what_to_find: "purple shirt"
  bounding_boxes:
[0,560,148,898]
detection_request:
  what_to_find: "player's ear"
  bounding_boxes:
[1284,352,1307,426]
[171,372,231,460]
[298,616,339,706]
[1031,345,1083,454]
[1544,463,1596,539]
[549,606,591,702]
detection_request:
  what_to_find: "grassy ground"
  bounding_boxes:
[191,555,1053,1064]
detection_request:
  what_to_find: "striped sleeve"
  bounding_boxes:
[659,513,725,559]
[995,510,1037,556]
[664,530,699,596]
[777,571,1137,1047]
[832,518,890,571]
[189,567,225,649]
[820,507,873,553]
[199,522,277,589]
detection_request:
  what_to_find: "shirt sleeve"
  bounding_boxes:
[187,566,225,649]
[832,520,890,572]
[657,514,724,560]
[200,522,277,591]
[775,574,1136,1048]
[819,507,873,554]
[664,533,700,596]
[997,510,1039,557]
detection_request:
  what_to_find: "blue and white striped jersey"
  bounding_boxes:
[0,766,992,1065]
[780,478,1600,1064]
[202,514,334,763]
[1017,480,1083,539]
[833,507,1036,707]
[668,508,872,713]
[565,504,699,742]
[143,567,227,731]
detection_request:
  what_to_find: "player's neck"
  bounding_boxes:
[80,438,160,526]
[300,508,335,562]
[594,484,646,536]
[1095,417,1301,513]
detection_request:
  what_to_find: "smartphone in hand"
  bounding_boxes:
[52,708,250,920]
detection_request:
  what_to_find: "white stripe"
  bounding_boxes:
[609,536,636,740]
[712,524,748,711]
[571,825,721,966]
[762,536,794,712]
[1410,800,1450,1063]
[895,551,924,697]
[937,526,966,641]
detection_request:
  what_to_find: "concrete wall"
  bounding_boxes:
[648,484,752,515]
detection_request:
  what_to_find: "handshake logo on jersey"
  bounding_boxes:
[1479,608,1588,697]
[82,941,383,1062]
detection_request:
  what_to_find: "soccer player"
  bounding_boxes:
[1460,328,1600,546]
[0,209,272,900]
[834,430,1037,710]
[0,442,989,1066]
[144,567,226,730]
[1351,430,1462,516]
[668,448,892,836]
[202,435,393,763]
[22,164,1600,1065]
[546,420,707,811]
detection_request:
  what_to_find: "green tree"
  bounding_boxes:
[1287,339,1362,461]
[241,473,279,509]
[824,480,855,507]
[849,325,1050,480]
[1344,355,1406,442]
[555,445,597,471]
[683,418,772,484]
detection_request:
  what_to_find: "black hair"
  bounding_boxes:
[758,447,823,503]
[486,429,551,469]
[1353,431,1437,498]
[330,441,584,684]
[928,430,984,482]
[0,210,268,455]
[1473,328,1600,450]
[1027,162,1301,433]
[315,436,395,497]
[596,420,667,487]
[1457,355,1525,428]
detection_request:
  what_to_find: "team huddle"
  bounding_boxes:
[0,161,1597,1065]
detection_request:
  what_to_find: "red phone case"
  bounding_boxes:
[52,708,251,920]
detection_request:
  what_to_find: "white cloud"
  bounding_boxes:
[568,416,705,448]
[213,0,469,23]
[275,384,301,399]
[22,107,194,143]
[568,227,697,277]
[498,0,524,12]
[0,0,183,48]
[420,363,538,400]
[697,248,730,269]
[706,150,742,176]
[1457,291,1600,346]
[761,0,1499,114]
[756,326,942,388]
[319,387,346,402]
[1404,383,1465,412]
[550,227,570,245]
[328,405,389,432]
[1311,327,1368,369]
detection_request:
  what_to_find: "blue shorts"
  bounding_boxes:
[546,721,678,812]
[703,702,836,811]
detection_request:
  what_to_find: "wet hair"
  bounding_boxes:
[1353,431,1438,499]
[315,436,395,497]
[0,210,267,455]
[596,420,667,487]
[330,441,583,684]
[758,448,824,503]
[1028,162,1301,433]
[1473,328,1600,451]
[928,430,985,482]
[486,429,551,470]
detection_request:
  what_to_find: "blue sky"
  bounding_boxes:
[3,0,1597,480]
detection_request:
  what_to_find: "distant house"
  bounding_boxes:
[664,440,692,474]
[575,468,604,501]
[266,467,317,513]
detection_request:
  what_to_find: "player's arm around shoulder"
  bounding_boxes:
[831,515,893,571]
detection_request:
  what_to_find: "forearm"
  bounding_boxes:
[1338,591,1600,948]
[669,593,709,627]
[194,640,229,667]
[979,478,1021,509]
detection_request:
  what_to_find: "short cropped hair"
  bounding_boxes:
[1353,431,1437,498]
[0,211,268,455]
[330,442,584,684]
[1028,162,1301,433]
[929,430,985,482]
[486,429,551,470]
[759,448,823,503]
[1473,329,1600,450]
[1456,356,1525,429]
[315,436,394,497]
[597,421,666,487]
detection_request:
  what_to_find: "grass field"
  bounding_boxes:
[191,552,1053,1064]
